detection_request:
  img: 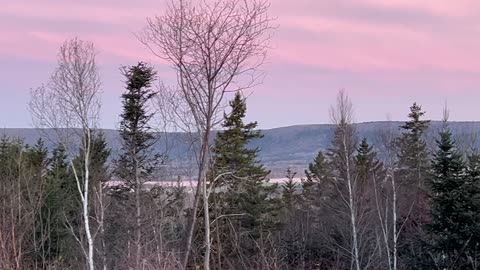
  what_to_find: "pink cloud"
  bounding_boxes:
[27,31,168,65]
[360,0,480,18]
[3,0,480,73]
[0,1,170,64]
[1,2,157,25]
[273,10,480,73]
[2,1,480,92]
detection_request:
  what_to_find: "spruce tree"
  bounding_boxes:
[396,103,431,267]
[282,168,299,208]
[355,137,382,184]
[73,131,111,193]
[427,122,480,268]
[0,136,23,179]
[397,102,430,186]
[25,138,49,172]
[302,151,331,207]
[114,62,160,268]
[304,151,330,183]
[88,132,111,186]
[299,151,335,268]
[116,62,159,185]
[209,92,278,267]
[39,145,80,264]
[279,168,301,267]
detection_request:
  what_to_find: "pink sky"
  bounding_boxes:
[1,0,480,129]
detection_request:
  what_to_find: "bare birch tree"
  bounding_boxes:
[374,120,398,270]
[140,1,273,268]
[374,118,419,270]
[328,90,362,270]
[29,37,102,270]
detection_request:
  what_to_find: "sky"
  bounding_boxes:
[1,0,480,129]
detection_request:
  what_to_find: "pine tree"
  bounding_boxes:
[209,92,278,267]
[427,122,480,269]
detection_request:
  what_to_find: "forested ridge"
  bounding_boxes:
[2,0,479,269]
[4,120,480,178]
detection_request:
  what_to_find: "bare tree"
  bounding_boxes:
[29,37,102,270]
[328,89,362,270]
[140,0,273,268]
[374,118,418,270]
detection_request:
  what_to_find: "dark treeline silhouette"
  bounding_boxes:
[4,89,480,269]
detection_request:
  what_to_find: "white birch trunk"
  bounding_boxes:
[203,167,211,270]
[344,136,360,270]
[392,173,398,270]
[84,130,95,270]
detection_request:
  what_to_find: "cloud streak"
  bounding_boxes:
[3,0,480,71]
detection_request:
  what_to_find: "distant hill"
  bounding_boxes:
[2,121,480,177]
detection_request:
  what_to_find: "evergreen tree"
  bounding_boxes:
[327,118,357,187]
[466,152,480,185]
[396,103,431,268]
[426,122,480,269]
[115,62,159,184]
[396,102,430,186]
[0,136,23,179]
[355,137,382,185]
[209,92,278,267]
[114,62,160,269]
[304,151,330,184]
[302,151,331,202]
[88,132,111,186]
[25,138,49,172]
[280,169,304,268]
[298,151,336,268]
[282,168,299,208]
[38,145,80,266]
[73,131,111,192]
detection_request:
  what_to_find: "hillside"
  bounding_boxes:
[2,121,480,177]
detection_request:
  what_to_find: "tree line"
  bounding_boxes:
[1,0,479,269]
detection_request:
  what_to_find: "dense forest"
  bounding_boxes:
[2,0,480,270]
